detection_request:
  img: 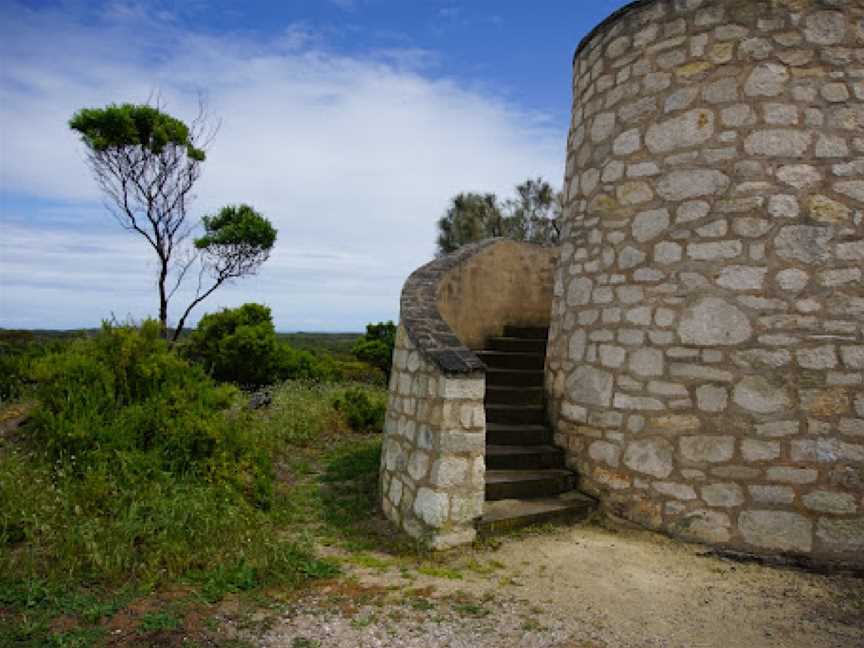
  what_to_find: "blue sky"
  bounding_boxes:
[0,0,631,331]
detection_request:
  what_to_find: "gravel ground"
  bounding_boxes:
[251,521,864,648]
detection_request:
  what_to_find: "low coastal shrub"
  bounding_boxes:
[0,322,332,587]
[333,386,387,433]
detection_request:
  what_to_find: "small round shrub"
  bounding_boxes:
[333,387,386,433]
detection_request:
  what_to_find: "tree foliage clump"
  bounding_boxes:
[184,303,282,388]
[436,177,562,255]
[351,321,397,381]
[69,102,277,340]
[184,303,341,388]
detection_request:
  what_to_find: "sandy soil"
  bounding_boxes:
[254,521,864,648]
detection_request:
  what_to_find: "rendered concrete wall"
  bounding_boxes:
[437,240,558,350]
[547,0,864,566]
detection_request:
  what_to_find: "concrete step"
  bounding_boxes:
[503,326,549,340]
[478,492,596,536]
[486,423,550,446]
[477,351,545,371]
[485,385,544,406]
[485,404,545,425]
[485,368,544,388]
[486,336,547,354]
[485,469,576,500]
[486,444,565,470]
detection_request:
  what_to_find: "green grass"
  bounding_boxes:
[0,326,389,647]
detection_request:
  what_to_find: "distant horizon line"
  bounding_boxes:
[0,326,366,335]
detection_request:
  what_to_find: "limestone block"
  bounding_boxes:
[629,348,664,378]
[766,466,818,484]
[589,440,621,467]
[749,485,795,505]
[429,528,476,551]
[407,451,431,481]
[430,457,469,488]
[687,241,743,260]
[804,11,847,45]
[701,483,744,507]
[567,365,614,407]
[816,517,864,554]
[613,128,642,155]
[744,130,811,157]
[413,488,450,527]
[632,209,671,242]
[680,436,735,463]
[646,109,715,153]
[696,385,728,413]
[678,298,752,346]
[739,511,813,552]
[775,268,809,292]
[775,226,833,265]
[733,376,791,414]
[716,266,767,291]
[802,491,857,514]
[440,377,484,400]
[654,481,698,500]
[657,169,730,201]
[796,346,838,370]
[741,439,780,463]
[591,112,617,142]
[623,438,674,478]
[675,509,731,543]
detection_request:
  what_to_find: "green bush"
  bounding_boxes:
[352,321,396,381]
[184,303,281,387]
[333,386,386,433]
[0,321,312,584]
[0,332,61,405]
[185,303,343,387]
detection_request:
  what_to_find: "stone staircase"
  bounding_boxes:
[476,326,595,535]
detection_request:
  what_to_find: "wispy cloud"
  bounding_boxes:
[0,1,563,330]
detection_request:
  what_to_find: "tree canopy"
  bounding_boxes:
[69,101,276,340]
[435,177,561,255]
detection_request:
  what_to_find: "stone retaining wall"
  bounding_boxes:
[380,239,557,548]
[547,0,864,566]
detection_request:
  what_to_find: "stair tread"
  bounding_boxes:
[486,403,544,410]
[477,351,545,357]
[486,469,573,484]
[486,422,549,431]
[486,444,562,456]
[481,492,595,524]
[487,336,547,342]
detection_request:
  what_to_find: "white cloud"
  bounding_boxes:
[0,1,564,331]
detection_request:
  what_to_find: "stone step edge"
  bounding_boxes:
[478,492,596,528]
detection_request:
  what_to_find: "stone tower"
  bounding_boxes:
[545,0,864,564]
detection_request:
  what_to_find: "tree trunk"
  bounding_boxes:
[158,256,169,339]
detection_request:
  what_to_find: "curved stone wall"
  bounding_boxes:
[381,239,557,549]
[547,0,864,565]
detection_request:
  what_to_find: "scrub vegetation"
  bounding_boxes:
[0,316,390,646]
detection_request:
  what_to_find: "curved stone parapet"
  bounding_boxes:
[547,0,864,567]
[381,238,558,549]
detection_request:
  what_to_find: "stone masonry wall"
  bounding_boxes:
[382,239,556,549]
[380,325,486,550]
[547,0,864,565]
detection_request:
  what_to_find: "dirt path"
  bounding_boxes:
[254,521,864,648]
